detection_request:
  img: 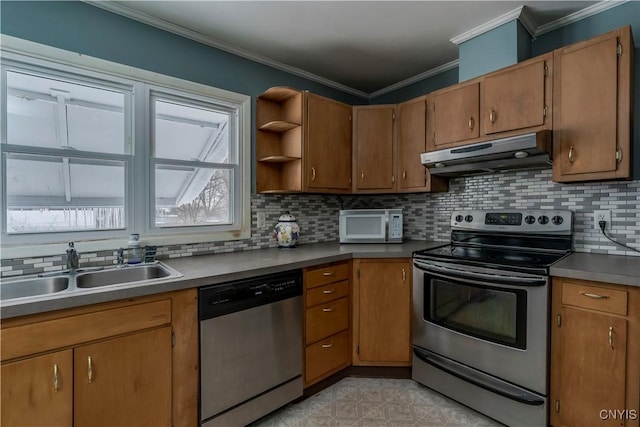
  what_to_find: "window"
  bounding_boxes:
[1,38,250,258]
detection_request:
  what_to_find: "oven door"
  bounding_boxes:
[412,258,549,394]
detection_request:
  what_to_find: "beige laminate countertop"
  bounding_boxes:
[550,252,640,287]
[0,240,440,319]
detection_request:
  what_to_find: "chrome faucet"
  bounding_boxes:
[66,242,79,271]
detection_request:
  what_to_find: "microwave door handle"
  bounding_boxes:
[385,214,389,242]
[413,260,546,286]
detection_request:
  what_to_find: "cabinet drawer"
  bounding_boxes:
[305,297,348,344]
[306,262,349,289]
[305,330,350,384]
[562,282,627,315]
[306,280,349,308]
[1,299,172,361]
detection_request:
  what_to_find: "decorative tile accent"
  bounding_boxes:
[251,377,501,426]
[2,170,638,277]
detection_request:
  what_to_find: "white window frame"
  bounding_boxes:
[0,35,251,259]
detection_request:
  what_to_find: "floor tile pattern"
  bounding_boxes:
[252,377,503,426]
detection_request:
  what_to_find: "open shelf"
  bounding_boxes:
[258,155,301,163]
[259,121,300,132]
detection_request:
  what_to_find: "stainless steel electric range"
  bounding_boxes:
[412,209,573,427]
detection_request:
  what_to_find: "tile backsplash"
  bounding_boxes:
[2,169,638,277]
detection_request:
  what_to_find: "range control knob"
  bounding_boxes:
[455,215,464,223]
[465,215,474,223]
[538,215,549,225]
[552,215,564,225]
[524,215,536,225]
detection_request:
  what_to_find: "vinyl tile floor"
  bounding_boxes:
[251,377,504,427]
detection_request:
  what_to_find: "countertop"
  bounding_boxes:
[3,241,638,319]
[0,240,440,319]
[550,252,640,287]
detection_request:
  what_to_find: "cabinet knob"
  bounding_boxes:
[361,171,365,182]
[311,167,316,181]
[568,146,575,163]
[402,171,407,180]
[53,364,60,392]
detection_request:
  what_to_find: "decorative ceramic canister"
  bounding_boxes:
[274,211,300,248]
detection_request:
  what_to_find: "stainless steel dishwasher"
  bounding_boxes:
[199,270,303,427]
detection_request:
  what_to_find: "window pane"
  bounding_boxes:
[5,154,125,233]
[153,98,230,163]
[6,70,128,154]
[155,165,231,227]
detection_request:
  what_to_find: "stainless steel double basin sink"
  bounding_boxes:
[1,262,182,302]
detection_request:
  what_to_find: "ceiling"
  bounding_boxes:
[96,1,605,97]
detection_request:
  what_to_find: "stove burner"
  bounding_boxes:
[501,254,534,263]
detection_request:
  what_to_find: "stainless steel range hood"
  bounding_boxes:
[421,131,552,177]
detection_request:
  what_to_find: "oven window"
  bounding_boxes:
[425,278,527,349]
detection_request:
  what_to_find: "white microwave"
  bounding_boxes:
[339,209,403,244]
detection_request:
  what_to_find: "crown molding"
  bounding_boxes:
[84,0,370,99]
[450,6,526,45]
[369,60,459,99]
[533,0,629,36]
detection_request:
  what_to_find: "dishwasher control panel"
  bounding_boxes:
[199,269,302,320]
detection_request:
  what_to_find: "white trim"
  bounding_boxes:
[533,0,629,37]
[0,36,252,260]
[83,0,370,100]
[369,60,459,99]
[517,6,538,37]
[450,6,526,45]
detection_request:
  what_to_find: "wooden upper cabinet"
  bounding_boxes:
[431,82,480,148]
[353,105,396,192]
[1,350,73,427]
[305,93,352,192]
[553,26,633,182]
[482,54,551,135]
[398,96,448,193]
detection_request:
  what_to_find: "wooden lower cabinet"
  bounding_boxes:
[303,261,351,387]
[352,259,411,366]
[550,277,639,427]
[74,327,172,427]
[1,350,73,427]
[0,290,198,427]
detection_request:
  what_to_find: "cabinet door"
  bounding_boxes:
[1,350,73,427]
[305,94,352,192]
[354,260,411,365]
[553,27,632,182]
[397,96,427,190]
[482,55,549,135]
[353,106,395,191]
[432,82,479,147]
[74,327,172,427]
[556,308,627,427]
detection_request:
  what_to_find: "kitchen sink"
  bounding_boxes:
[1,276,70,300]
[1,262,182,302]
[75,263,180,289]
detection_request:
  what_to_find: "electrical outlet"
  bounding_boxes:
[594,210,611,230]
[257,212,266,229]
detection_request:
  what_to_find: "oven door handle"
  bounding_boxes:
[413,348,545,406]
[413,260,547,286]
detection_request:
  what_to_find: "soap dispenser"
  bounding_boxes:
[127,233,142,264]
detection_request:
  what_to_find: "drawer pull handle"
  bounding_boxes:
[322,272,334,276]
[402,268,406,283]
[53,364,60,392]
[609,326,614,349]
[323,307,334,312]
[311,167,316,181]
[322,289,335,294]
[322,342,333,348]
[568,146,575,163]
[580,291,609,299]
[468,117,474,130]
[87,356,93,383]
[489,109,496,124]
